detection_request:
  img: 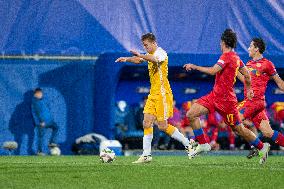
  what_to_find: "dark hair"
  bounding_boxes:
[141,33,156,42]
[221,29,237,48]
[34,88,42,93]
[252,38,266,54]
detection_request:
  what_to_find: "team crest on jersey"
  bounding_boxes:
[249,68,260,76]
[256,63,261,67]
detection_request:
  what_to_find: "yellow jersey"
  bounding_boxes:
[147,47,172,95]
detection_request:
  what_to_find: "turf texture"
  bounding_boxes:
[0,155,283,189]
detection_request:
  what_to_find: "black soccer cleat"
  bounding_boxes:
[247,147,259,159]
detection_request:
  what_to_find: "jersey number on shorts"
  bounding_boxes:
[227,114,234,126]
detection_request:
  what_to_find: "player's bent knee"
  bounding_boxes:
[186,110,197,121]
[157,121,168,131]
[143,120,152,129]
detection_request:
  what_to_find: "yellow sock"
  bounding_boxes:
[166,124,189,146]
[144,127,153,135]
[165,124,176,136]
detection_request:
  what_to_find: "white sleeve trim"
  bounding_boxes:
[154,47,167,62]
[217,59,225,65]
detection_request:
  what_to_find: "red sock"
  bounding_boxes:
[272,131,284,147]
[195,135,208,144]
[249,138,264,150]
[193,128,209,144]
[204,132,210,144]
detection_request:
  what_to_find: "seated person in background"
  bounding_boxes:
[181,100,207,142]
[135,96,148,131]
[114,100,130,140]
[116,100,144,149]
[266,102,284,151]
[31,88,58,155]
[180,101,194,140]
[168,100,182,129]
[271,102,284,128]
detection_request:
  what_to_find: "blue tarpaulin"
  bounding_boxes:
[1,1,283,59]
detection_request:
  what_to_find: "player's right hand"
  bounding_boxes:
[183,63,196,71]
[115,57,127,62]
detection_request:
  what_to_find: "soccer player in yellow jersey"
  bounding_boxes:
[116,33,192,163]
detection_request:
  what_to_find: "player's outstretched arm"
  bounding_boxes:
[239,66,254,100]
[130,50,160,64]
[115,56,145,64]
[272,74,284,91]
[183,63,221,76]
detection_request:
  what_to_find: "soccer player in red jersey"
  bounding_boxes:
[183,29,270,164]
[237,38,284,158]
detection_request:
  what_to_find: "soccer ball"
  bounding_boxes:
[50,147,61,156]
[99,148,116,163]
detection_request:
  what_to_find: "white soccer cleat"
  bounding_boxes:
[188,143,211,159]
[185,139,198,155]
[132,155,152,164]
[189,139,198,148]
[259,143,270,165]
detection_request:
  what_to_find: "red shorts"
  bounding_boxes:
[238,99,268,129]
[197,92,241,127]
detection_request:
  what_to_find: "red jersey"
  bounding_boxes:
[244,58,277,100]
[214,51,244,102]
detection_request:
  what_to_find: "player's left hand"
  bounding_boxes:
[130,50,141,57]
[247,89,254,100]
[183,63,196,71]
[115,57,127,62]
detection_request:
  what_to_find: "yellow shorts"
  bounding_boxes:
[143,93,173,121]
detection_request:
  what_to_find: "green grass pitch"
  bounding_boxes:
[0,155,283,189]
